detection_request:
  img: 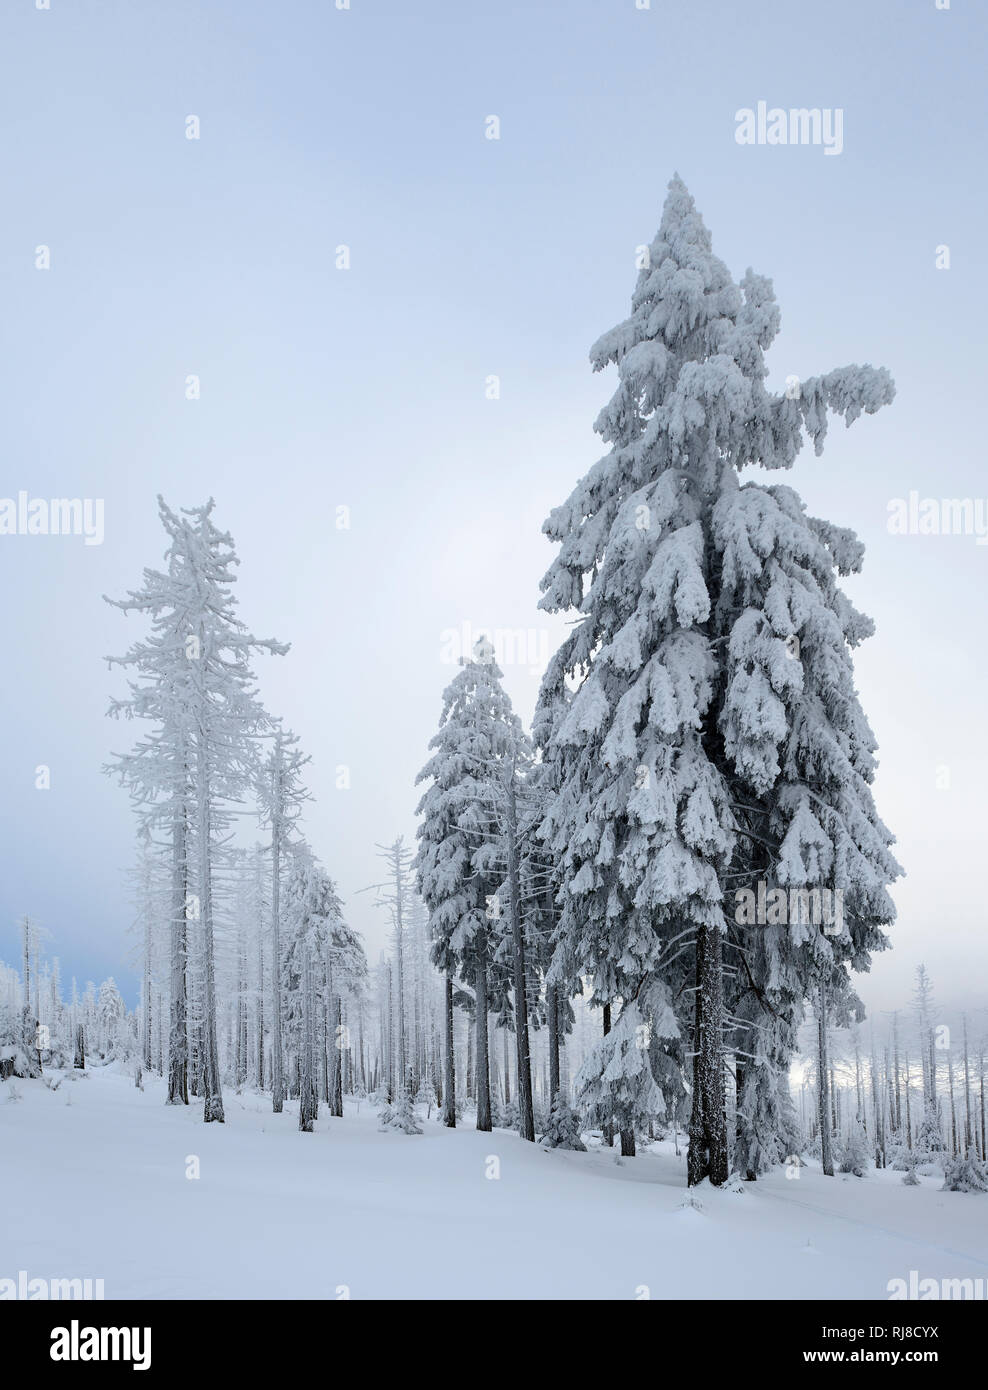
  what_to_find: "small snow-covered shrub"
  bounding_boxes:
[0,1045,33,1080]
[838,1119,870,1177]
[941,1149,988,1193]
[540,1093,586,1152]
[501,1098,520,1132]
[378,1088,422,1135]
[914,1105,948,1164]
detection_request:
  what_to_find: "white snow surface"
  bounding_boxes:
[3,1065,987,1300]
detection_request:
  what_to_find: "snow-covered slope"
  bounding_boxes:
[3,1066,986,1301]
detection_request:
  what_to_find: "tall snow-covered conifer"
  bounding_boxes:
[535,177,899,1185]
[414,640,526,1134]
[108,497,288,1122]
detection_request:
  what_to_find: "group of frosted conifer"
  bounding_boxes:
[4,179,982,1191]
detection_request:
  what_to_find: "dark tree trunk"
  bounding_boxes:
[547,983,560,1106]
[687,922,729,1187]
[817,976,834,1176]
[442,973,456,1127]
[506,774,535,1142]
[271,803,284,1114]
[199,777,224,1124]
[602,1002,614,1148]
[298,946,317,1133]
[475,957,491,1131]
[332,994,344,1117]
[167,814,189,1105]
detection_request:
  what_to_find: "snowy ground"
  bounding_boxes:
[3,1065,987,1300]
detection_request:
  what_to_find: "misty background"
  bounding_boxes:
[0,0,984,1023]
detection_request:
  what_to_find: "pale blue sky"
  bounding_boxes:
[1,0,985,1020]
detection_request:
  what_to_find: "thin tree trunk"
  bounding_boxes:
[332,993,344,1116]
[255,849,265,1091]
[904,1054,912,1149]
[602,1002,614,1148]
[299,943,317,1132]
[270,748,284,1113]
[962,1016,973,1153]
[817,977,834,1176]
[547,983,560,1105]
[142,882,153,1072]
[198,761,224,1124]
[506,773,534,1141]
[442,974,456,1127]
[167,813,188,1105]
[475,956,491,1131]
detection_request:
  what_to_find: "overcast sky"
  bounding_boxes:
[1,0,985,1025]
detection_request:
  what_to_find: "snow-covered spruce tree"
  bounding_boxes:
[415,1077,438,1119]
[914,1100,948,1164]
[535,177,898,1187]
[414,642,524,1134]
[282,842,365,1126]
[379,1085,423,1135]
[255,727,310,1113]
[107,511,200,1104]
[108,498,287,1122]
[325,875,367,1117]
[574,982,677,1156]
[96,979,126,1060]
[283,843,323,1131]
[838,1115,870,1177]
[540,1090,587,1151]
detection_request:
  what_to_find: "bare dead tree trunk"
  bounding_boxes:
[904,1053,913,1149]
